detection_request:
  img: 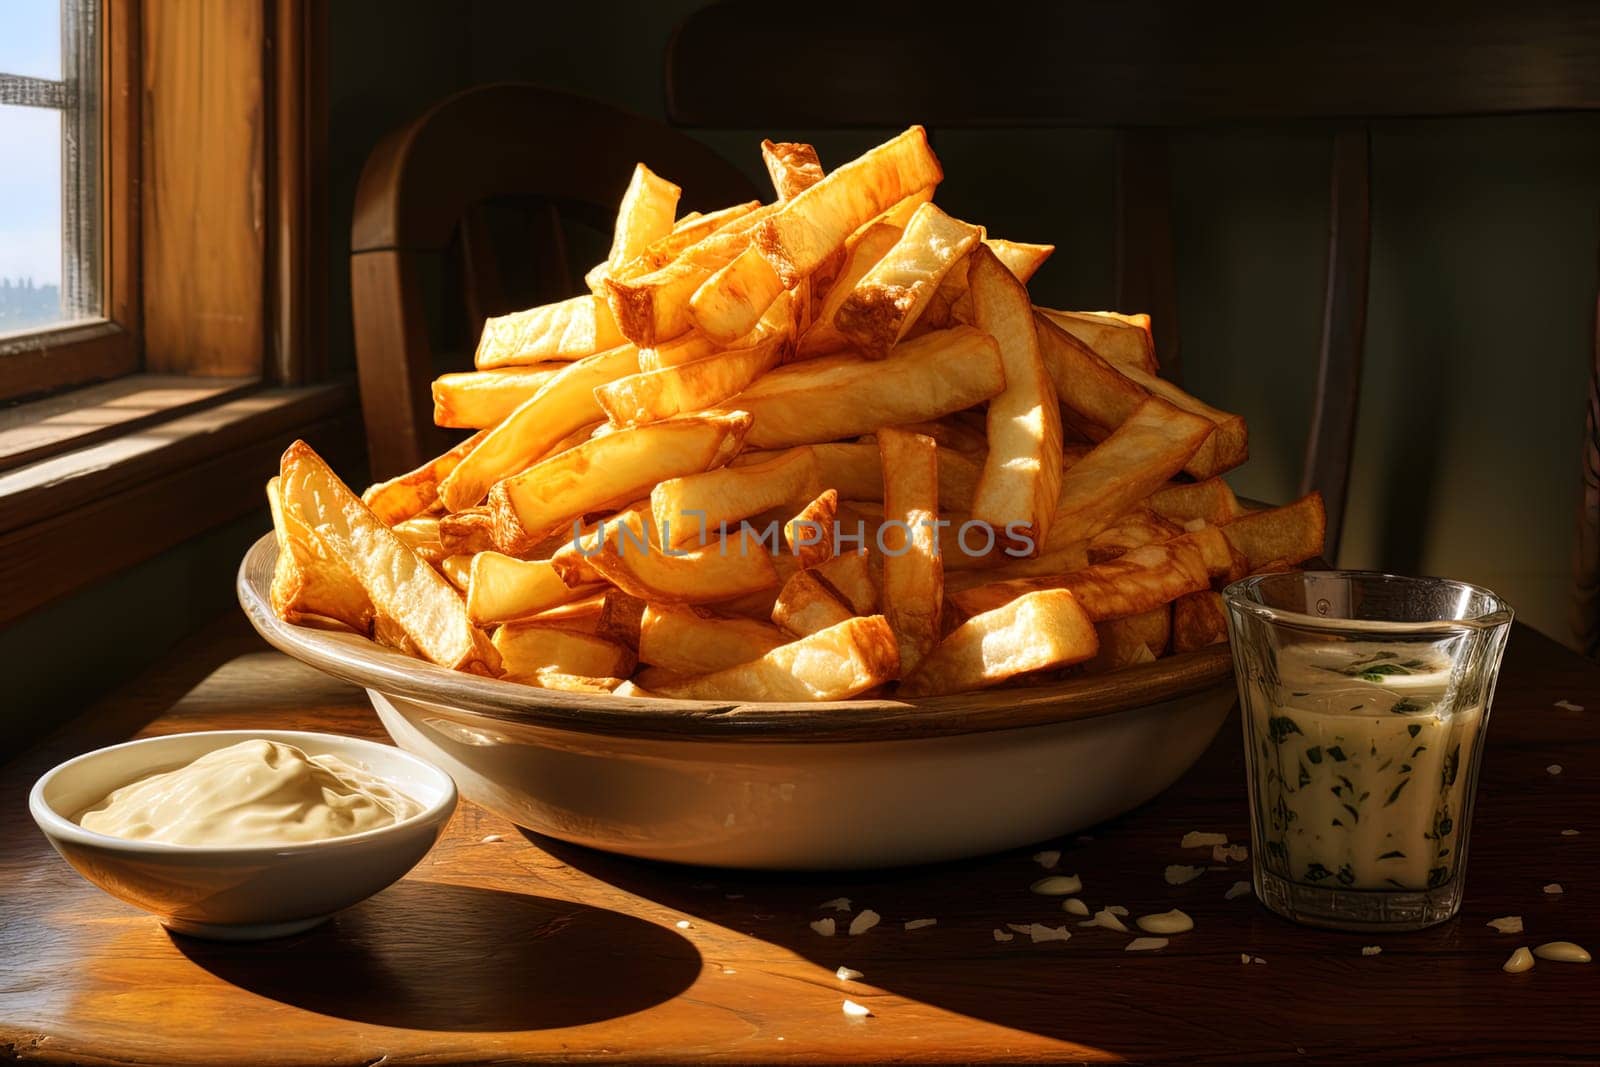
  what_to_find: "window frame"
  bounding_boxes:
[0,0,140,402]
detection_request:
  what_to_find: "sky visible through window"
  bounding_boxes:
[0,1,65,332]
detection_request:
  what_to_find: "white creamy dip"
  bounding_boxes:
[1245,641,1483,891]
[78,739,420,846]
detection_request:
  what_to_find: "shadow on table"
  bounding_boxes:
[173,881,700,1031]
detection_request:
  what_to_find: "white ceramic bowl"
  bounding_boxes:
[29,729,457,940]
[239,533,1236,870]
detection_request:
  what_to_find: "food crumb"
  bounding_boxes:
[1030,874,1083,895]
[836,966,863,981]
[1181,831,1229,848]
[993,928,1015,942]
[675,920,693,930]
[1006,922,1032,934]
[842,999,871,1018]
[1033,849,1061,868]
[1125,937,1168,952]
[722,967,736,975]
[1544,883,1565,895]
[1548,764,1563,776]
[1561,829,1580,836]
[1212,843,1249,863]
[1554,699,1585,712]
[1225,880,1252,900]
[479,833,505,843]
[848,909,881,936]
[809,918,836,937]
[1253,956,1267,965]
[1062,897,1090,916]
[819,896,852,911]
[1030,923,1073,943]
[1164,864,1205,885]
[1240,953,1252,964]
[1503,947,1535,974]
[1360,945,1382,957]
[1487,916,1524,934]
[1079,908,1130,933]
[903,918,937,931]
[1532,941,1591,963]
[1136,909,1194,935]
[1106,905,1129,916]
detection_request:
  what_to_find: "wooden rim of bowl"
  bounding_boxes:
[239,533,1234,744]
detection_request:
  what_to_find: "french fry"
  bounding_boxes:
[431,366,564,430]
[782,489,839,569]
[1112,361,1249,479]
[688,243,788,343]
[813,548,877,614]
[493,624,636,683]
[266,476,374,633]
[771,569,856,637]
[1035,307,1158,375]
[761,140,826,199]
[900,590,1098,697]
[1183,522,1251,583]
[649,615,899,702]
[515,593,608,633]
[1088,607,1171,673]
[392,515,448,566]
[595,589,648,648]
[584,526,778,604]
[637,604,787,673]
[439,342,639,511]
[877,429,943,676]
[754,126,943,287]
[362,430,486,525]
[1148,477,1244,525]
[748,442,982,513]
[585,163,681,294]
[613,200,763,281]
[277,441,499,674]
[1220,493,1327,569]
[942,542,1092,593]
[794,222,902,359]
[734,324,1005,448]
[1036,311,1146,432]
[549,502,652,587]
[438,508,496,556]
[652,445,821,547]
[1043,396,1213,552]
[939,239,1056,324]
[489,412,752,555]
[467,551,599,626]
[950,534,1211,621]
[439,553,473,592]
[527,672,626,694]
[1172,590,1230,653]
[475,294,626,369]
[834,202,982,357]
[596,332,785,426]
[968,246,1063,555]
[1085,508,1185,564]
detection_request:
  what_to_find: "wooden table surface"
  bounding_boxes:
[2,615,1596,1065]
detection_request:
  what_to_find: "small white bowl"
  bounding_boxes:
[29,729,457,940]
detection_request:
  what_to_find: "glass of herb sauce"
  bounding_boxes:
[1223,571,1512,931]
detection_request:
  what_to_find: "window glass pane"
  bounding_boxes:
[0,0,61,80]
[0,104,65,334]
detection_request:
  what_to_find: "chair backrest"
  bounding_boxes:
[350,82,760,477]
[667,0,1600,559]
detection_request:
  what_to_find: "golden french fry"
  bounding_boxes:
[900,590,1098,697]
[595,589,648,648]
[514,593,608,633]
[762,140,826,199]
[937,238,1056,325]
[391,515,447,566]
[1182,522,1250,583]
[438,508,496,556]
[794,222,902,359]
[548,502,652,587]
[652,445,821,547]
[1087,607,1171,673]
[439,553,473,592]
[1112,360,1249,479]
[813,547,877,615]
[467,551,599,626]
[1035,307,1159,375]
[1147,477,1244,525]
[942,542,1092,593]
[493,624,636,683]
[526,671,626,694]
[771,569,856,637]
[613,200,763,281]
[834,202,983,357]
[968,246,1063,555]
[584,526,778,604]
[1172,590,1229,653]
[585,163,681,294]
[1085,508,1185,564]
[362,430,486,525]
[1044,396,1213,552]
[649,615,899,702]
[754,126,943,287]
[474,294,626,369]
[734,324,1005,449]
[596,332,785,426]
[431,366,563,430]
[439,343,639,511]
[266,476,374,633]
[278,441,499,674]
[950,534,1211,621]
[489,412,751,555]
[1036,311,1146,431]
[877,428,943,676]
[687,243,788,344]
[773,442,980,512]
[637,604,786,673]
[782,489,839,569]
[1220,493,1327,569]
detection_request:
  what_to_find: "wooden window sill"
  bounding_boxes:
[0,380,364,627]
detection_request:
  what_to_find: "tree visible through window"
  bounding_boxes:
[0,0,98,336]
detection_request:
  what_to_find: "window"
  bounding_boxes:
[0,0,98,336]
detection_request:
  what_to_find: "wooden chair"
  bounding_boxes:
[666,0,1600,562]
[350,83,760,477]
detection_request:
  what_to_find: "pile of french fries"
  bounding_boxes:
[269,126,1325,703]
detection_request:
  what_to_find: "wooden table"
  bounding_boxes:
[3,616,1596,1064]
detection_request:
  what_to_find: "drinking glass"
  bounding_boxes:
[1222,571,1512,931]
